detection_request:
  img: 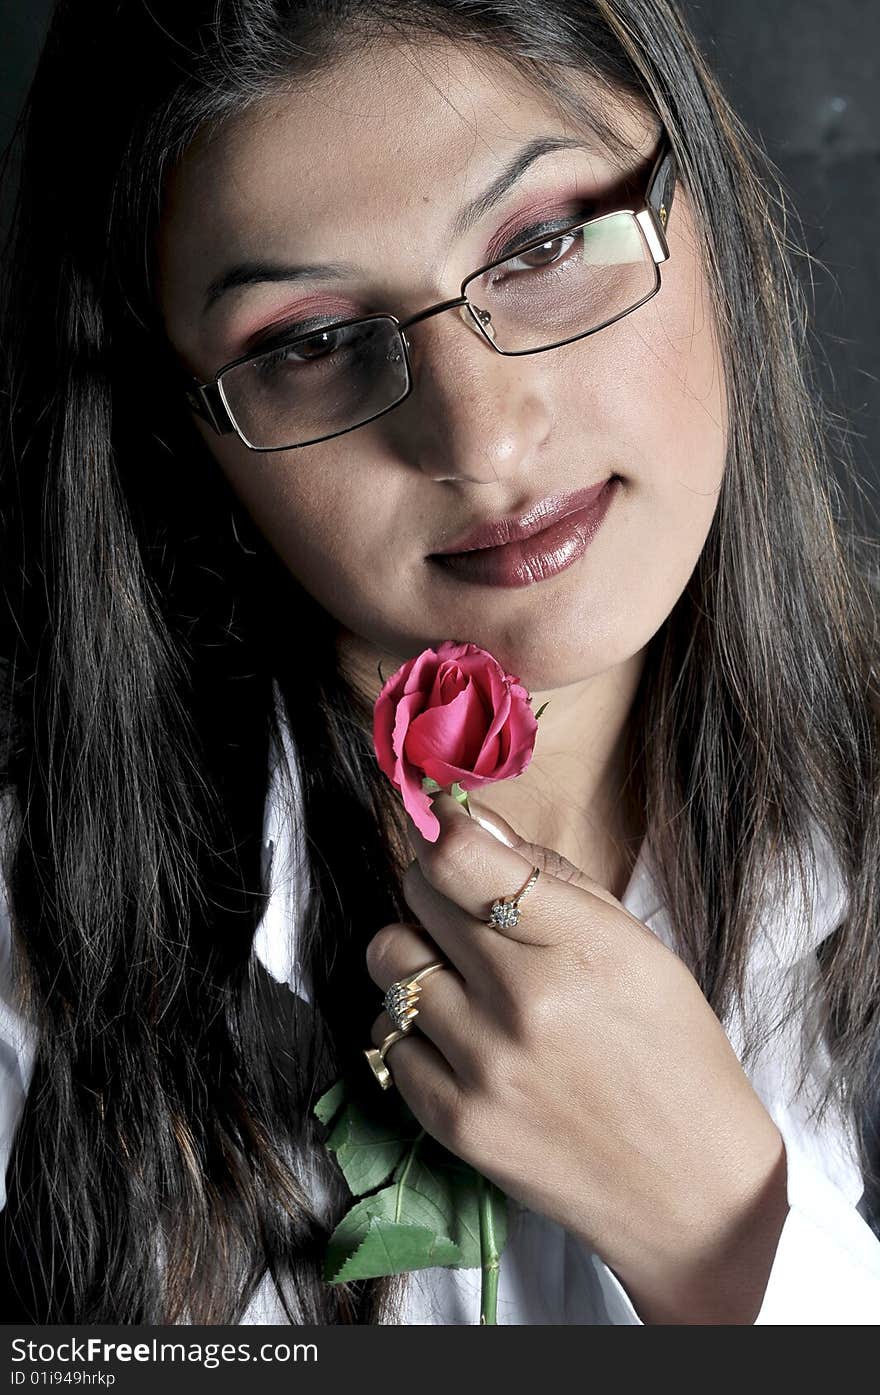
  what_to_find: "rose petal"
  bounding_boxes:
[400,779,442,842]
[405,684,477,772]
[371,640,538,818]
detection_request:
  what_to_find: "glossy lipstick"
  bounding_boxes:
[429,476,620,588]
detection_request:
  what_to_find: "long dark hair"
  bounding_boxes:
[1,0,878,1323]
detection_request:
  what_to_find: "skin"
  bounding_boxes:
[383,792,789,1325]
[156,40,789,1322]
[156,39,727,898]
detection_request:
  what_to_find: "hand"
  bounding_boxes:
[366,791,790,1322]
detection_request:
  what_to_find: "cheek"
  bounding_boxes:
[640,262,728,495]
[548,243,727,661]
[606,256,724,459]
[582,236,727,518]
[199,426,400,616]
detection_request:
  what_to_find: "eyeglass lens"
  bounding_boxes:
[218,210,658,450]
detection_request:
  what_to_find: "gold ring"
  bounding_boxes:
[486,865,541,930]
[364,1027,410,1090]
[383,959,447,1031]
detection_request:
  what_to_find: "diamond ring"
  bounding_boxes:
[487,865,541,929]
[382,959,446,1031]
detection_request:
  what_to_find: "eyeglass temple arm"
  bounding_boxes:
[641,134,676,254]
[183,374,236,435]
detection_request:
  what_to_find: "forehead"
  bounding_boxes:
[161,39,647,238]
[163,41,643,221]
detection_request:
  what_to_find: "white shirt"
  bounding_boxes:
[2,694,880,1324]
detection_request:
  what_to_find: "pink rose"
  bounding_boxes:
[373,640,539,843]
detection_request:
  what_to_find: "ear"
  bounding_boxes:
[468,800,627,912]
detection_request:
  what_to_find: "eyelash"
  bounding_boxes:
[245,200,599,355]
[492,203,598,262]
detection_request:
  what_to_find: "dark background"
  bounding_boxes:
[2,0,878,530]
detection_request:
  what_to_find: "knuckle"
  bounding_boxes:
[552,898,619,971]
[450,1096,488,1159]
[543,848,581,884]
[364,923,400,981]
[400,859,421,895]
[488,968,556,1047]
[490,980,533,1044]
[458,1042,495,1095]
[565,925,618,976]
[511,987,560,1046]
[421,1085,473,1154]
[424,821,479,885]
[467,1043,515,1100]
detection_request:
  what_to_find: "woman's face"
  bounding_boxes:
[156,40,726,694]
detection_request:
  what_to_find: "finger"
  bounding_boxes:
[469,800,630,913]
[406,792,592,948]
[370,1027,465,1145]
[365,920,475,1073]
[399,858,550,985]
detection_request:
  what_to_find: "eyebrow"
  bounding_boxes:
[200,134,595,318]
[201,258,356,317]
[450,135,594,239]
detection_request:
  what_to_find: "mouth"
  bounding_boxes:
[427,475,621,590]
[429,476,620,556]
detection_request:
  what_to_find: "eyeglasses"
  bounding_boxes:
[183,132,677,452]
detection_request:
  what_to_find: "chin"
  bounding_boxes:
[486,629,633,694]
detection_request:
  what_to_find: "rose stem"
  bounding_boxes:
[448,784,499,1323]
[478,1173,500,1325]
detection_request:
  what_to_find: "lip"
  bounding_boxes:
[428,476,620,588]
[431,477,617,555]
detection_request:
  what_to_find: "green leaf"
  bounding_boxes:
[313,1077,347,1126]
[325,1129,510,1282]
[406,1137,509,1269]
[534,701,550,721]
[421,776,442,793]
[325,1165,467,1282]
[401,1149,480,1267]
[324,1092,422,1196]
[326,1214,463,1283]
[316,1071,511,1299]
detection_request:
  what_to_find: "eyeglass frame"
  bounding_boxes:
[182,129,677,452]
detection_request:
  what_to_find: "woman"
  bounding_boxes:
[0,0,879,1325]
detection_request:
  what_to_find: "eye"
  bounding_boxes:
[284,328,342,361]
[258,326,344,365]
[503,229,582,272]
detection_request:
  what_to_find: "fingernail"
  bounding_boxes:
[473,814,515,847]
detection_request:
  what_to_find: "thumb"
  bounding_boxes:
[467,799,625,910]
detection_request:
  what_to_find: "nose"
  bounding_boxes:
[384,303,553,484]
